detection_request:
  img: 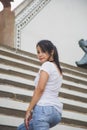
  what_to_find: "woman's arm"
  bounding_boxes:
[25,70,49,129]
[27,70,49,111]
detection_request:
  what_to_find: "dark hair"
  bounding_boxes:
[36,40,62,74]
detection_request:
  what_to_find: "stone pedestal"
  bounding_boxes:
[0,8,15,47]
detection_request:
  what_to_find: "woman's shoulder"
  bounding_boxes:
[41,61,53,68]
[42,61,52,65]
[40,61,53,73]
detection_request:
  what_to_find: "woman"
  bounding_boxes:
[17,40,63,130]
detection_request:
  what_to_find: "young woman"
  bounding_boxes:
[17,40,63,130]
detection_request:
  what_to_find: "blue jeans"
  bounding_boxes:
[17,105,62,130]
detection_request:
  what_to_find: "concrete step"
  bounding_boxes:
[0,110,87,129]
[0,64,37,76]
[1,52,87,83]
[0,114,23,130]
[51,123,87,130]
[0,86,87,114]
[0,49,40,66]
[0,45,38,61]
[0,117,87,130]
[0,78,34,90]
[0,75,87,95]
[0,68,35,81]
[63,75,87,86]
[1,67,87,87]
[60,88,87,103]
[0,45,87,129]
[63,80,87,91]
[0,61,87,89]
[0,79,87,103]
[1,46,87,78]
[62,83,87,93]
[63,71,87,82]
[1,44,87,73]
[63,68,87,79]
[60,97,87,113]
[0,74,34,86]
[1,61,87,84]
[0,96,87,118]
[0,57,39,75]
[61,62,87,74]
[62,110,87,127]
[0,85,33,102]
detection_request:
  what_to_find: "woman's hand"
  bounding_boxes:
[24,110,32,130]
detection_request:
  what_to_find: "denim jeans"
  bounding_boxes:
[17,105,62,130]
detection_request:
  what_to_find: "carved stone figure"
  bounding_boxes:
[76,39,87,68]
[0,0,14,8]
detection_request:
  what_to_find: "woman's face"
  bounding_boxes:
[36,45,50,63]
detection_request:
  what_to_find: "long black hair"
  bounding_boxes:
[36,40,62,74]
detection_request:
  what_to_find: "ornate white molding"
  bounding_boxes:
[15,0,51,49]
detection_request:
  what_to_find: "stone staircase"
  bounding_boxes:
[0,44,87,130]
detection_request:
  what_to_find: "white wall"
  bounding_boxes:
[21,0,87,66]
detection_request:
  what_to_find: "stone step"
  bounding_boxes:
[0,49,40,66]
[0,63,87,94]
[61,62,87,74]
[0,44,37,59]
[0,68,35,81]
[1,62,87,83]
[0,45,87,129]
[62,110,87,127]
[0,86,87,113]
[1,44,87,73]
[52,123,87,130]
[63,75,87,86]
[1,57,87,85]
[0,64,37,77]
[0,74,35,86]
[60,88,87,103]
[0,120,87,130]
[1,55,87,81]
[0,79,87,103]
[63,80,87,91]
[0,73,87,94]
[0,110,87,129]
[63,68,87,79]
[0,98,27,118]
[0,76,87,103]
[63,70,87,82]
[62,83,87,93]
[1,47,87,77]
[0,62,87,93]
[60,97,87,113]
[0,85,33,102]
[0,58,39,72]
[0,96,87,118]
[0,114,23,130]
[0,45,38,60]
[1,67,87,88]
[0,78,34,90]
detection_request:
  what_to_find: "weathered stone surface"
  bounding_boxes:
[0,8,15,47]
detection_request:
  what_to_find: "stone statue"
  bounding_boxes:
[76,39,87,68]
[0,0,14,8]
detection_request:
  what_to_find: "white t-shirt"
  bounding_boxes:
[34,61,63,114]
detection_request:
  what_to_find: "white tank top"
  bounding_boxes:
[34,61,63,114]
